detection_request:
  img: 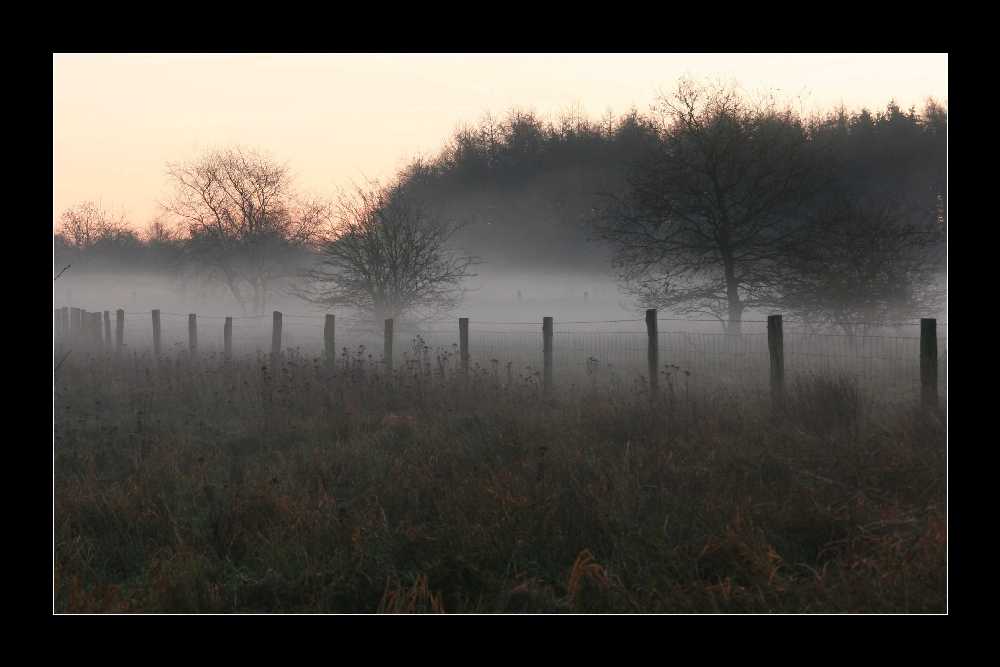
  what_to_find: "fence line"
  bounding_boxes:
[54,306,947,410]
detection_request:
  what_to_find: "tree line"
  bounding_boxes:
[54,78,946,331]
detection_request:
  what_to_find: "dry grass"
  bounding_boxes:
[53,343,946,613]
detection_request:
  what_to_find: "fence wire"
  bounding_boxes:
[54,308,947,402]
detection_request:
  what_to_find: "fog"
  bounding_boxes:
[59,261,834,344]
[53,62,947,614]
[50,82,948,445]
[53,265,640,344]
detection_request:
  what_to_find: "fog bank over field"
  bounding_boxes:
[52,266,637,324]
[53,264,946,346]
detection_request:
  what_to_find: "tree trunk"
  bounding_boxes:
[225,275,247,316]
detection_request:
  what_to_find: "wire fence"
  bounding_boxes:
[53,307,947,404]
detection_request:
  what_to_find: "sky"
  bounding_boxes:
[53,53,948,231]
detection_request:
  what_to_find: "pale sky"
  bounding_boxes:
[53,53,947,231]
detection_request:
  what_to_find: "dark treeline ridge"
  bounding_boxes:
[392,88,945,331]
[394,94,945,272]
[54,80,946,329]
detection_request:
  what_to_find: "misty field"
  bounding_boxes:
[53,340,946,614]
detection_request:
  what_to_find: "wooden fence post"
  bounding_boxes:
[384,318,394,372]
[152,310,161,358]
[921,318,938,410]
[324,314,335,365]
[115,309,124,356]
[188,313,198,358]
[103,311,112,353]
[459,317,469,379]
[768,314,785,411]
[271,311,282,363]
[543,316,553,395]
[92,312,103,351]
[224,317,232,361]
[646,309,659,399]
[70,307,81,342]
[80,310,88,348]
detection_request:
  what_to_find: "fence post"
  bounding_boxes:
[543,316,553,396]
[115,309,124,356]
[103,311,112,353]
[768,314,785,411]
[271,311,282,364]
[80,310,88,349]
[91,312,103,351]
[324,314,335,366]
[921,318,938,410]
[152,310,161,358]
[459,317,469,379]
[188,313,197,359]
[646,309,659,399]
[224,317,232,361]
[384,318,394,372]
[70,307,81,342]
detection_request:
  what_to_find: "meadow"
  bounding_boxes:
[53,342,946,613]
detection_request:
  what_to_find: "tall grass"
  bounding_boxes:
[53,343,945,612]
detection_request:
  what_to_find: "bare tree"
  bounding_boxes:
[58,201,131,250]
[297,182,477,324]
[143,217,179,245]
[163,147,325,314]
[595,79,824,334]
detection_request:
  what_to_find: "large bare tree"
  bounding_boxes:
[596,79,824,334]
[163,147,326,314]
[297,182,477,324]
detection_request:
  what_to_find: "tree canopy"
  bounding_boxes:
[296,181,477,324]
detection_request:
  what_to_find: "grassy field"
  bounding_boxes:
[53,344,946,612]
